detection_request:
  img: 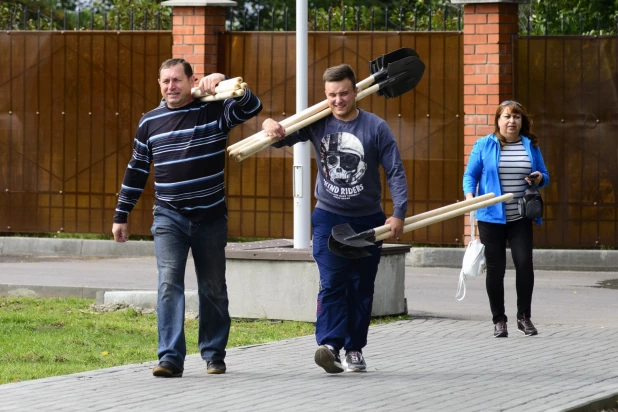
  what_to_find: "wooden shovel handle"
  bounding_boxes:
[374,194,514,242]
[227,74,378,157]
[358,193,497,240]
[234,83,382,162]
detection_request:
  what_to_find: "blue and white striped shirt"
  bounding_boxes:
[499,140,532,222]
[114,89,262,223]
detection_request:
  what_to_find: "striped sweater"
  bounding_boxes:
[498,140,532,222]
[113,89,262,224]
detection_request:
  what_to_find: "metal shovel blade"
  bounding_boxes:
[370,48,420,74]
[331,223,375,247]
[328,235,372,259]
[370,48,421,95]
[370,48,420,83]
[379,57,426,99]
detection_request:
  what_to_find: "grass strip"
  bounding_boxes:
[0,297,408,384]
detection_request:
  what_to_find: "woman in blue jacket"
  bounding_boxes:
[463,101,549,338]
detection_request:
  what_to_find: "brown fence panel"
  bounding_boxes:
[515,36,618,248]
[220,32,464,244]
[0,31,171,236]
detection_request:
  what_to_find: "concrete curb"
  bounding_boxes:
[0,284,135,300]
[0,237,155,258]
[407,247,618,271]
[1,237,617,271]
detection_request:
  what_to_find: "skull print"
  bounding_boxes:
[320,132,367,186]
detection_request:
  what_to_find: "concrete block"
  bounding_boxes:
[226,260,318,321]
[103,241,409,322]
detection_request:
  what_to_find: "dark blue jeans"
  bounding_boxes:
[151,206,230,370]
[311,208,384,353]
[478,218,534,324]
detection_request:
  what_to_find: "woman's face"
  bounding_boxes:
[497,107,522,140]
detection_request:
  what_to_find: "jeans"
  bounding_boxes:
[311,208,384,352]
[478,218,534,324]
[151,206,230,370]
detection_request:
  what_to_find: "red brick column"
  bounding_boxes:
[163,1,235,79]
[455,1,522,242]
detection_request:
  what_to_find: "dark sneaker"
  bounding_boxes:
[206,359,227,374]
[314,345,344,374]
[494,321,508,338]
[517,317,538,336]
[152,361,183,377]
[345,350,367,372]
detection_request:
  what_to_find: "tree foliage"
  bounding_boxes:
[521,0,618,34]
[2,0,618,34]
[0,0,170,30]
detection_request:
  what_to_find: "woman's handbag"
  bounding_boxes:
[456,211,486,301]
[518,186,543,219]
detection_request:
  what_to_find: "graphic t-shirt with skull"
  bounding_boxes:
[272,109,407,219]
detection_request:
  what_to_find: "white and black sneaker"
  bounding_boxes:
[314,345,344,374]
[345,350,367,372]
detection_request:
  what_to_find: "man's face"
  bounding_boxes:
[325,79,358,121]
[158,64,193,109]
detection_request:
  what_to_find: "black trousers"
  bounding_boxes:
[477,218,534,324]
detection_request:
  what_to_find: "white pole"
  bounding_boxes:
[293,0,311,249]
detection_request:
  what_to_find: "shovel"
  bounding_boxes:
[228,47,426,160]
[328,193,514,259]
[370,48,421,97]
[233,58,425,162]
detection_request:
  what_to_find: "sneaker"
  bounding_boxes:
[152,361,183,377]
[206,359,227,374]
[314,345,344,374]
[345,350,367,372]
[517,317,538,336]
[494,321,508,338]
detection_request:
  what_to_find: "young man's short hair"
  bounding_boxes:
[323,64,356,87]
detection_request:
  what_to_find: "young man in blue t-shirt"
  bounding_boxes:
[263,64,408,373]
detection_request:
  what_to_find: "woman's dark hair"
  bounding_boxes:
[494,101,538,148]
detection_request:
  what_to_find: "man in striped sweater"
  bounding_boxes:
[112,58,262,378]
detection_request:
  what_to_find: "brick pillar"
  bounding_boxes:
[161,0,236,79]
[452,0,524,242]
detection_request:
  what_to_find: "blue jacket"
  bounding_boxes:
[463,134,549,225]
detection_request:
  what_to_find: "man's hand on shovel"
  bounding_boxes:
[385,216,404,240]
[262,118,286,141]
[198,73,226,96]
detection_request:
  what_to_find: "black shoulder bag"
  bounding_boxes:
[518,186,543,219]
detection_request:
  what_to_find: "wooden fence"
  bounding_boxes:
[0,31,171,234]
[3,30,618,247]
[515,36,618,247]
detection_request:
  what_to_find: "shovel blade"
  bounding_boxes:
[328,235,372,259]
[370,48,419,73]
[380,57,426,99]
[369,47,420,84]
[331,223,375,247]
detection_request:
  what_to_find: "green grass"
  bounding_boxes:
[0,297,409,384]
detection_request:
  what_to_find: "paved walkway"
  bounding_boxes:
[1,248,618,411]
[1,319,617,411]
